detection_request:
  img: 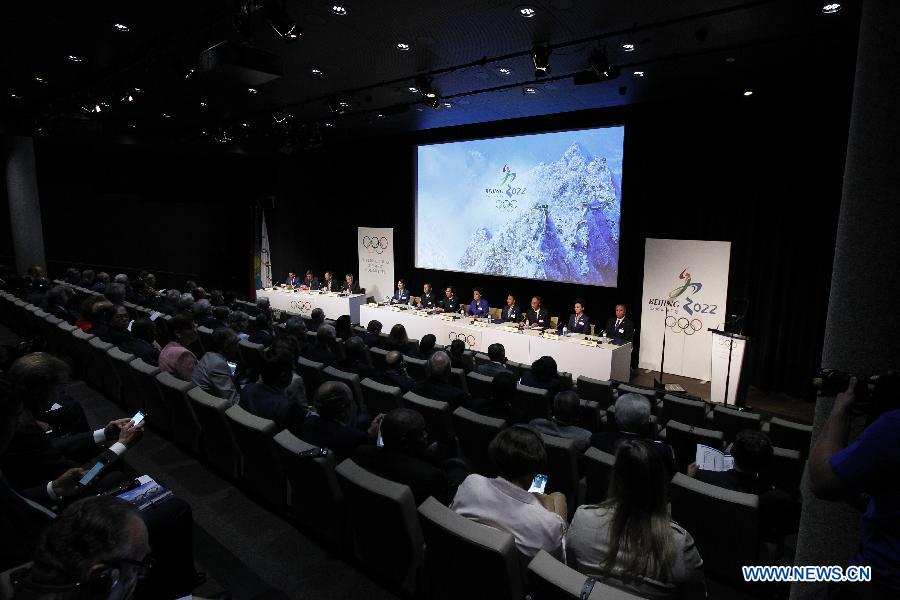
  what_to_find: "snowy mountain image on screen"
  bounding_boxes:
[457,142,620,285]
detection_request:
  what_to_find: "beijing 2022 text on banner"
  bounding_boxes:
[638,238,731,381]
[357,227,395,302]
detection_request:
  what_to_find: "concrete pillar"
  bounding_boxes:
[4,136,46,274]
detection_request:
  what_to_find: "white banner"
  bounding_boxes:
[260,212,272,288]
[638,238,731,381]
[357,227,395,302]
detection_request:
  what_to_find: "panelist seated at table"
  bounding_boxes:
[603,303,635,342]
[564,299,591,334]
[284,271,301,288]
[524,296,550,328]
[467,288,490,318]
[418,283,437,309]
[435,286,461,313]
[342,273,361,294]
[501,294,523,323]
[320,270,339,292]
[301,270,319,290]
[390,279,411,305]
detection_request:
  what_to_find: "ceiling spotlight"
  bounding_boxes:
[523,87,537,94]
[442,102,452,108]
[161,113,172,119]
[532,45,551,77]
[9,92,21,99]
[588,45,620,80]
[199,100,208,108]
[248,87,258,94]
[128,122,136,129]
[122,94,134,102]
[743,89,754,96]
[311,68,324,76]
[633,71,645,77]
[338,100,350,108]
[94,104,102,113]
[241,122,249,127]
[518,6,537,18]
[427,97,442,110]
[324,122,334,127]
[376,113,385,118]
[266,0,299,40]
[621,43,635,52]
[395,41,411,51]
[407,86,419,93]
[417,77,439,100]
[498,67,512,75]
[113,23,130,32]
[34,76,46,83]
[133,87,143,93]
[67,55,83,63]
[821,3,842,14]
[185,69,195,80]
[331,4,347,16]
[329,97,348,114]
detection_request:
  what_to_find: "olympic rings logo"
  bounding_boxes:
[362,236,389,254]
[665,315,703,335]
[289,300,313,313]
[448,331,477,348]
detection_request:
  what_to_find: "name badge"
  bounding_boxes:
[618,328,624,333]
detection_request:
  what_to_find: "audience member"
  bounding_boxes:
[354,408,467,506]
[521,355,571,396]
[91,272,110,294]
[413,351,469,409]
[119,318,161,366]
[74,295,105,333]
[240,348,304,433]
[591,393,677,478]
[475,343,513,377]
[270,336,307,410]
[336,336,376,380]
[210,305,230,330]
[529,390,592,452]
[96,305,131,347]
[284,316,309,355]
[43,286,76,324]
[76,269,95,288]
[157,289,181,315]
[566,438,706,599]
[468,371,515,420]
[334,315,353,342]
[158,316,198,381]
[302,324,341,366]
[192,328,240,405]
[384,323,415,354]
[410,333,437,360]
[228,311,250,340]
[308,307,325,333]
[451,427,566,558]
[104,282,127,306]
[360,320,383,348]
[370,351,416,393]
[192,299,217,330]
[175,293,195,317]
[300,382,382,461]
[247,313,274,346]
[446,339,474,373]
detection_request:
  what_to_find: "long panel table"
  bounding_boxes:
[257,288,367,324]
[358,304,631,382]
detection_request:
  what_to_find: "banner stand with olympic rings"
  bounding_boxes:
[358,227,395,302]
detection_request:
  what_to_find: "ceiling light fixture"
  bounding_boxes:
[10,92,21,99]
[311,68,324,76]
[518,6,537,18]
[248,87,258,94]
[161,112,172,118]
[523,87,537,94]
[34,76,46,83]
[408,86,419,93]
[442,102,452,108]
[331,4,347,16]
[324,122,334,127]
[395,41,411,51]
[633,71,645,77]
[821,3,842,14]
[532,44,551,77]
[67,55,83,63]
[266,0,299,40]
[743,89,754,96]
[621,43,635,52]
[588,45,620,80]
[200,100,208,108]
[498,67,512,75]
[113,23,130,32]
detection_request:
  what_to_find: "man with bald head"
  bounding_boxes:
[412,351,470,409]
[370,351,416,393]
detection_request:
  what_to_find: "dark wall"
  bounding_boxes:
[272,91,850,397]
[33,141,278,294]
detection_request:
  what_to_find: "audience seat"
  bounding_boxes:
[106,347,136,407]
[661,394,708,427]
[322,366,365,412]
[335,459,424,596]
[472,353,491,369]
[155,372,199,451]
[67,328,95,378]
[452,407,506,475]
[765,417,813,460]
[662,420,725,472]
[360,378,403,416]
[238,339,265,373]
[297,356,326,392]
[540,433,581,516]
[417,496,524,600]
[369,346,389,370]
[527,550,644,599]
[669,473,761,583]
[187,387,241,479]
[225,405,285,509]
[515,384,551,421]
[85,337,114,394]
[197,325,214,355]
[273,430,344,549]
[576,399,603,432]
[40,315,64,355]
[617,383,660,412]
[581,446,616,504]
[710,405,762,442]
[448,367,469,393]
[466,371,494,401]
[402,392,455,449]
[771,446,803,493]
[127,358,161,415]
[402,356,428,381]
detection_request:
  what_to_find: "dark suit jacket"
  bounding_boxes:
[438,296,460,313]
[303,277,320,289]
[419,292,437,308]
[119,337,160,366]
[520,372,572,398]
[360,332,382,348]
[391,289,410,304]
[591,430,677,479]
[46,303,77,324]
[413,378,469,409]
[475,362,514,378]
[566,313,591,334]
[0,475,55,571]
[335,359,377,381]
[302,343,340,367]
[353,446,460,506]
[525,308,550,327]
[342,280,361,294]
[1,422,94,488]
[240,383,303,433]
[285,275,301,287]
[370,370,417,394]
[320,278,339,292]
[300,414,370,461]
[501,305,522,322]
[603,317,635,342]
